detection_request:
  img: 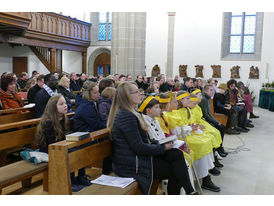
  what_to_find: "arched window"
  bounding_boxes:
[99,12,112,41]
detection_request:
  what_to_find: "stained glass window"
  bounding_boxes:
[99,12,112,41]
[229,12,256,54]
[98,66,104,76]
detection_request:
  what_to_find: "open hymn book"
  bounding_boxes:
[158,135,184,149]
[158,135,178,144]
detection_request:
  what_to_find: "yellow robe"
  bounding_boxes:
[190,105,222,148]
[156,116,194,166]
[163,109,213,161]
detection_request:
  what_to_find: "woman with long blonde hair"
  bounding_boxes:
[107,82,197,195]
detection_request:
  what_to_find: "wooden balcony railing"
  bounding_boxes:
[0,12,91,52]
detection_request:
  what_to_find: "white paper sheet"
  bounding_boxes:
[90,175,135,188]
[173,140,184,149]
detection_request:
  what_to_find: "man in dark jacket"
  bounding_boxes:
[213,83,241,134]
[27,74,44,103]
[199,84,228,158]
[34,74,58,117]
[135,75,146,90]
[166,77,175,91]
[17,72,29,89]
[77,73,87,89]
[180,77,193,92]
[70,72,81,91]
[159,76,169,93]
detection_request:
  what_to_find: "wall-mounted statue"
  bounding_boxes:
[151,64,160,77]
[249,66,259,79]
[230,65,240,79]
[195,65,204,78]
[179,65,188,77]
[211,65,221,78]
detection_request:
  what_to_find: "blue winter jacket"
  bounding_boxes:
[73,94,106,132]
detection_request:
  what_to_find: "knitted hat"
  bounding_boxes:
[218,83,228,90]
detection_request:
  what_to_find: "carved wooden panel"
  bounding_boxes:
[230,65,240,79]
[211,65,221,78]
[151,65,160,77]
[249,66,259,79]
[195,65,204,78]
[179,65,188,77]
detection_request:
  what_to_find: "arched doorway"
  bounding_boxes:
[93,52,110,77]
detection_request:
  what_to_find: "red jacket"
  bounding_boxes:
[0,89,24,111]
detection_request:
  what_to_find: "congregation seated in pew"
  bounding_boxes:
[0,69,259,195]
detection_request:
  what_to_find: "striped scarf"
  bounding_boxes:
[43,84,57,97]
[228,89,237,105]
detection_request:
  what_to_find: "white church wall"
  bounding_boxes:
[62,50,82,74]
[146,12,274,105]
[145,12,168,77]
[0,43,48,76]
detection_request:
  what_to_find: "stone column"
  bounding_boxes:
[166,12,176,78]
[111,12,146,78]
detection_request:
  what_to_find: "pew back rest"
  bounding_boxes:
[48,128,111,195]
[0,112,75,159]
[0,108,35,125]
[210,98,228,126]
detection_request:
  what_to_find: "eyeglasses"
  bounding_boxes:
[130,90,140,94]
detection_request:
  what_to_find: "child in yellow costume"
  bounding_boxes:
[189,91,222,151]
[165,91,214,162]
[163,91,221,192]
[189,91,224,168]
[155,92,194,167]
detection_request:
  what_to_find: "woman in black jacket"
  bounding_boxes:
[107,82,197,195]
[57,76,75,100]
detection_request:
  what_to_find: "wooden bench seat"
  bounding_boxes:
[0,112,75,195]
[0,161,48,194]
[75,172,141,195]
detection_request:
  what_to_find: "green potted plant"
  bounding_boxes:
[271,81,274,90]
[265,83,271,90]
[262,83,265,90]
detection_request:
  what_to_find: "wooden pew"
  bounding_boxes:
[72,91,81,96]
[210,99,228,126]
[0,107,35,125]
[0,112,75,194]
[48,128,159,195]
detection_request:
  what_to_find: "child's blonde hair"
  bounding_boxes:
[101,87,116,99]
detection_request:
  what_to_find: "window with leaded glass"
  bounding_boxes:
[230,12,256,54]
[221,12,263,61]
[99,12,112,41]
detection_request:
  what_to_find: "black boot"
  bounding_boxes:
[250,112,259,119]
[214,155,224,168]
[220,147,228,155]
[202,175,221,192]
[209,167,221,176]
[217,148,227,157]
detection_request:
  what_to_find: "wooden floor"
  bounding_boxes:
[1,167,164,195]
